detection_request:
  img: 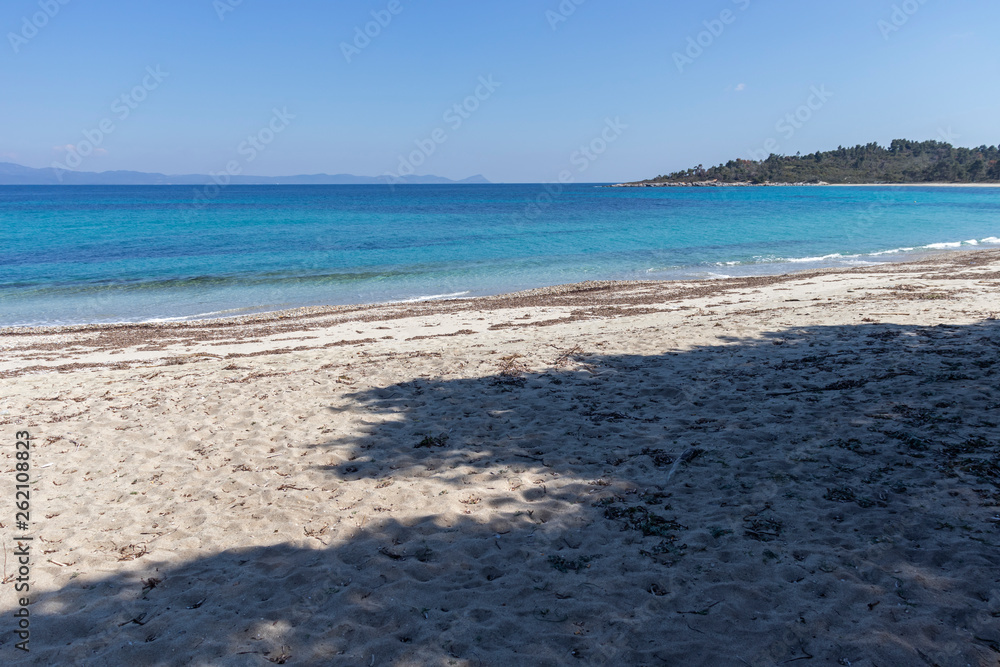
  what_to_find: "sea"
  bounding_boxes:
[1,184,998,328]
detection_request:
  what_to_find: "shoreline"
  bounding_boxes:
[611,181,1000,188]
[4,245,998,335]
[3,248,999,664]
[827,182,1000,187]
[3,248,998,375]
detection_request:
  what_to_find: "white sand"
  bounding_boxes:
[827,183,1000,187]
[2,250,999,665]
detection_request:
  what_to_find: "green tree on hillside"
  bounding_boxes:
[642,140,1000,184]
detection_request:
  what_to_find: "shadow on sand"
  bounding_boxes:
[5,319,1000,666]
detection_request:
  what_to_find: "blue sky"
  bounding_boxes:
[1,0,997,182]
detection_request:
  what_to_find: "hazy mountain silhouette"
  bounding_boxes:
[0,162,491,186]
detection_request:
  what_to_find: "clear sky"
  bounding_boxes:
[2,0,998,182]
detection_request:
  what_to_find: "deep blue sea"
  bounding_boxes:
[1,184,998,327]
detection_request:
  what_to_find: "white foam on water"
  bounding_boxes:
[4,307,260,328]
[785,253,851,263]
[760,235,997,267]
[393,291,471,304]
[144,312,233,323]
[923,241,963,249]
[869,247,915,256]
[774,237,997,265]
[142,306,272,323]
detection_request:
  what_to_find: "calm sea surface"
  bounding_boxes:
[1,184,998,327]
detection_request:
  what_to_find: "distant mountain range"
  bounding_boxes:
[0,162,490,186]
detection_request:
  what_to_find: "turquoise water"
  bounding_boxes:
[1,184,998,327]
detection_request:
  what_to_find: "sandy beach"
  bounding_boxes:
[2,250,999,666]
[826,183,1000,188]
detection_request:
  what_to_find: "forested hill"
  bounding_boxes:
[637,140,1000,185]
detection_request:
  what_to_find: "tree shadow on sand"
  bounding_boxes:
[6,319,1000,666]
